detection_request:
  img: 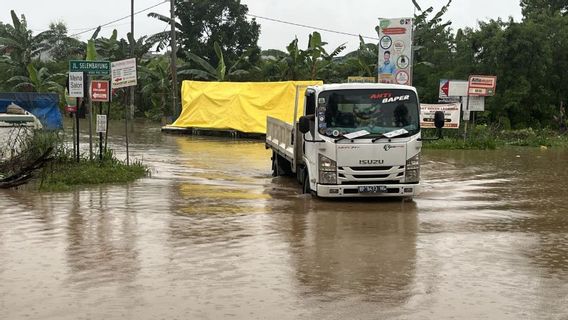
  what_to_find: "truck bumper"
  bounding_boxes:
[316,183,420,198]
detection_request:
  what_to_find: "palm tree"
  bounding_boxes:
[8,64,64,93]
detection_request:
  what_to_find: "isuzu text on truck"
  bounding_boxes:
[266,83,444,198]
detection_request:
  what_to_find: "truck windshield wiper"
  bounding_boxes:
[334,130,371,143]
[372,129,409,143]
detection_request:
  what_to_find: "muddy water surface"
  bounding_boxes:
[1,121,567,319]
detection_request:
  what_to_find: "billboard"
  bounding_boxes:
[378,18,413,86]
[421,103,461,129]
[468,75,497,96]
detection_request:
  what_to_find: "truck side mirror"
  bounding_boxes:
[299,116,310,134]
[434,111,445,129]
[305,90,316,116]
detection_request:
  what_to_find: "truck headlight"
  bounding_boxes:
[405,153,420,183]
[319,154,337,185]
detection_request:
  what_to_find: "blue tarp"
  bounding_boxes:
[0,93,63,130]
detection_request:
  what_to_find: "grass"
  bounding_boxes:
[38,154,148,192]
[422,126,568,150]
[1,130,148,191]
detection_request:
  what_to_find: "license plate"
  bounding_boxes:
[358,186,388,193]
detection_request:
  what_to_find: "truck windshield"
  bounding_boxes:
[317,89,420,138]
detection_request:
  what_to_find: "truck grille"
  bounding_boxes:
[337,166,405,185]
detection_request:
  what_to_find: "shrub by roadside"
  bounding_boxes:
[422,126,568,150]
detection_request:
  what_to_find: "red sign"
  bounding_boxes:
[382,28,407,35]
[441,81,450,97]
[90,80,110,102]
[468,75,497,96]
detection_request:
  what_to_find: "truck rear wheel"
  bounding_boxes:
[272,152,292,176]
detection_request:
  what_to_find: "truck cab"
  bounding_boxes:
[267,83,424,198]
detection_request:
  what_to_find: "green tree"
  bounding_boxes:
[280,37,307,80]
[304,32,345,80]
[149,0,260,66]
[178,41,249,81]
[412,0,455,102]
[139,56,172,120]
[8,63,63,93]
[0,10,52,76]
[520,0,568,17]
[44,21,84,61]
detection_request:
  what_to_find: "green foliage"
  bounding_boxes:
[13,131,149,191]
[0,10,52,79]
[148,0,260,68]
[39,152,148,192]
[3,2,568,130]
[139,56,172,120]
[423,126,568,150]
[45,21,84,61]
[8,63,64,93]
[179,41,250,81]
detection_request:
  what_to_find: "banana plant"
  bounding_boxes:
[0,10,52,76]
[280,37,307,80]
[8,63,64,93]
[139,57,172,120]
[178,41,249,81]
[304,32,346,79]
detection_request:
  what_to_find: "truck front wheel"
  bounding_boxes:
[302,172,310,194]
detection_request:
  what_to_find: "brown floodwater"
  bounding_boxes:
[1,120,567,319]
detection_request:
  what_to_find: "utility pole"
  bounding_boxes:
[170,0,179,119]
[129,0,135,120]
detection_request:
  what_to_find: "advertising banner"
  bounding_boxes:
[378,18,413,85]
[111,58,137,89]
[468,75,497,96]
[421,103,461,129]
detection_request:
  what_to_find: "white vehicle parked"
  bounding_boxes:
[266,83,444,198]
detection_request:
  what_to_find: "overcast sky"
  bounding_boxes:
[1,0,523,53]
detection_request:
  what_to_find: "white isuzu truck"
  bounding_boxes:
[266,83,444,198]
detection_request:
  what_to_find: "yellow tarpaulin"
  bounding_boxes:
[171,80,323,134]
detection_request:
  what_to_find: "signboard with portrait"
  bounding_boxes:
[378,18,413,86]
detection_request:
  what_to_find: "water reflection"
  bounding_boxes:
[172,137,272,215]
[0,121,567,319]
[276,200,418,305]
[65,187,140,288]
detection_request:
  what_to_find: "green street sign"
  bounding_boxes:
[69,60,111,75]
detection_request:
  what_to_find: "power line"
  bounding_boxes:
[246,13,380,41]
[70,0,168,38]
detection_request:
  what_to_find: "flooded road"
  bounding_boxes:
[1,121,567,319]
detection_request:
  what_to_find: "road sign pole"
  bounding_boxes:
[87,76,93,161]
[99,102,103,161]
[125,90,130,166]
[76,97,80,162]
[464,94,471,141]
[104,86,111,153]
